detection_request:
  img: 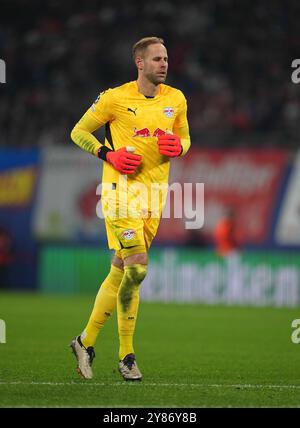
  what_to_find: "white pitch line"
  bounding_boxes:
[0,381,300,390]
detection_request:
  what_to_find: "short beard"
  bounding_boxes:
[146,72,166,85]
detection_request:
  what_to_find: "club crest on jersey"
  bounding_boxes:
[163,107,174,118]
[121,229,136,241]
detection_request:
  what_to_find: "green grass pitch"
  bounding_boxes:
[0,291,299,408]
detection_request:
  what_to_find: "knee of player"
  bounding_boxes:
[124,264,147,285]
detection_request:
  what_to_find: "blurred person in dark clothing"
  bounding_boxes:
[185,228,207,248]
[0,227,13,289]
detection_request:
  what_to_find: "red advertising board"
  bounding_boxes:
[156,148,288,245]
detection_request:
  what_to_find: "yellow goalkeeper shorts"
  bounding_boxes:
[104,214,161,252]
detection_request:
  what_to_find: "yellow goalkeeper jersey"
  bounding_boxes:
[71,80,190,189]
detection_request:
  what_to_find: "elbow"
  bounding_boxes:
[70,125,78,144]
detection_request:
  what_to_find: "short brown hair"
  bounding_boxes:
[132,37,165,60]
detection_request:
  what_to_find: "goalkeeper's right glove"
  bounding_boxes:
[98,146,142,174]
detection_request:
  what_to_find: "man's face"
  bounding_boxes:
[140,43,168,85]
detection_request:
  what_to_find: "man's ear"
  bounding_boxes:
[135,56,143,71]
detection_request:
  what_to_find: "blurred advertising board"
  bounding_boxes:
[157,148,288,244]
[33,147,106,242]
[39,247,300,307]
[34,147,288,246]
[142,248,300,307]
[276,150,300,245]
[0,149,39,288]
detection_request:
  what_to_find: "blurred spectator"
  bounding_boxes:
[0,0,299,149]
[185,228,208,248]
[214,207,241,257]
[0,227,13,289]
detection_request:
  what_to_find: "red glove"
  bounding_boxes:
[106,147,142,174]
[157,134,182,157]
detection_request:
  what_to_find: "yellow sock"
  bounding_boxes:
[81,264,124,348]
[117,264,147,360]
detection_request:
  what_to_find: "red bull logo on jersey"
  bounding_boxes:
[153,128,166,137]
[163,107,174,118]
[133,127,151,138]
[133,128,169,138]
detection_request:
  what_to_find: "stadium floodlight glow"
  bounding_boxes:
[0,59,6,83]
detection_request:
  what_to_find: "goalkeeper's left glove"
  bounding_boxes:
[157,133,183,157]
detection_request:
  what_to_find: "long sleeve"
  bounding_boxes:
[173,94,191,156]
[70,89,115,157]
[70,111,103,157]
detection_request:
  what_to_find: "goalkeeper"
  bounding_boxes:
[70,36,191,381]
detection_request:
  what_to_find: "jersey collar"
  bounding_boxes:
[133,80,161,99]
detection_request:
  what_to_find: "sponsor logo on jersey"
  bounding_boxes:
[133,127,151,137]
[163,107,174,118]
[132,128,171,137]
[121,229,136,241]
[153,128,166,137]
[127,107,137,116]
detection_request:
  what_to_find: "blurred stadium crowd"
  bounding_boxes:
[0,0,300,148]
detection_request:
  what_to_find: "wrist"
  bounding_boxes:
[98,145,113,161]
